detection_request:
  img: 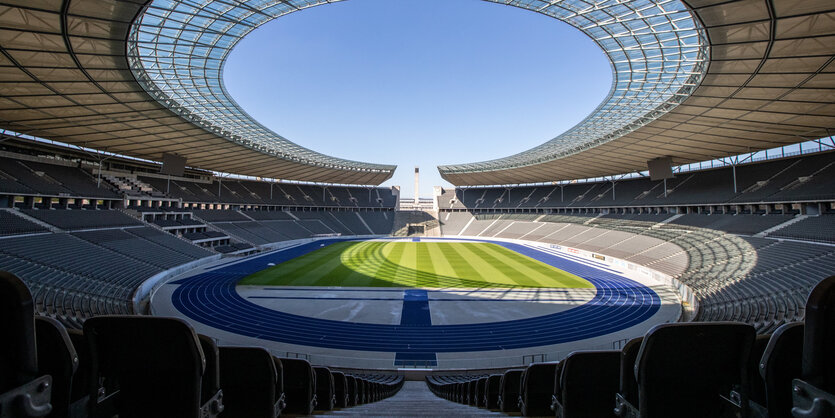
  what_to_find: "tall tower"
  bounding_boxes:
[414,166,420,205]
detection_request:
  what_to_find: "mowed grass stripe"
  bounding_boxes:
[416,243,438,287]
[455,243,531,287]
[432,242,488,286]
[477,243,589,288]
[239,241,591,288]
[424,243,456,287]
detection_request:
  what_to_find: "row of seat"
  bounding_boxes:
[426,275,835,418]
[0,271,403,418]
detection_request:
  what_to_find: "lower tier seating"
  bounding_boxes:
[427,275,835,418]
[0,271,403,418]
[442,211,835,333]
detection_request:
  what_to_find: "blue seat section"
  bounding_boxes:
[170,239,661,353]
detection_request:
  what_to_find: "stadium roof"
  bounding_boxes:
[441,0,835,185]
[0,0,832,186]
[0,0,395,185]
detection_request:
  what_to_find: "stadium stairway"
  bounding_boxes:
[315,381,503,417]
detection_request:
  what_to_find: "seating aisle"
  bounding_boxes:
[316,381,504,417]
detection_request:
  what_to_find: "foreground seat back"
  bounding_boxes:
[520,362,558,417]
[793,276,835,418]
[558,350,620,418]
[196,336,223,417]
[748,334,771,410]
[635,322,755,418]
[331,371,349,408]
[271,357,285,411]
[485,375,502,409]
[84,316,206,418]
[759,322,803,418]
[551,362,565,413]
[35,317,78,418]
[498,369,524,413]
[218,346,278,418]
[280,358,316,415]
[617,337,643,414]
[0,271,52,418]
[313,367,335,411]
[67,329,92,416]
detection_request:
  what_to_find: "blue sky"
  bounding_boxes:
[224,0,611,198]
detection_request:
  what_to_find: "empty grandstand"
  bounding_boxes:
[1,0,835,416]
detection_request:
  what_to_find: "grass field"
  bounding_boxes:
[239,241,592,288]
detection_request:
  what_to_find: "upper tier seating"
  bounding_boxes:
[769,214,835,244]
[438,151,835,209]
[132,175,398,208]
[0,157,118,198]
[22,209,141,230]
[0,210,46,235]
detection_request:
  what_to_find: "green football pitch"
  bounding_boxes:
[239,241,593,288]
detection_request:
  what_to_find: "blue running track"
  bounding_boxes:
[169,238,660,353]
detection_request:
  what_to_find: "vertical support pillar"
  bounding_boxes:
[414,166,420,207]
[732,162,738,194]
